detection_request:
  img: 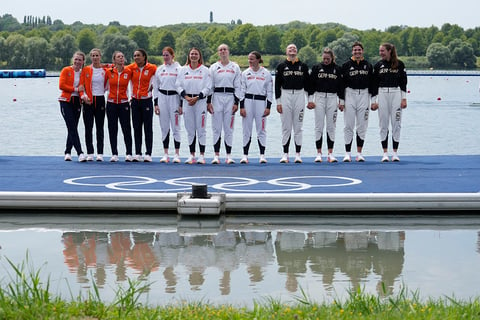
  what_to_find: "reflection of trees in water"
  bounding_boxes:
[61,229,403,297]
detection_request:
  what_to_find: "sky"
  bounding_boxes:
[2,0,480,31]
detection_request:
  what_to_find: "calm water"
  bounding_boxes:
[1,74,480,305]
[1,214,480,306]
[0,75,480,158]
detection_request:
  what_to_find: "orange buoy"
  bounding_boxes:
[13,98,17,102]
[437,97,442,101]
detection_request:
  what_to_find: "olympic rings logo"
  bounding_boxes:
[64,175,362,192]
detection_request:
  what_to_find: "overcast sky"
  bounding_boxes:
[2,0,479,30]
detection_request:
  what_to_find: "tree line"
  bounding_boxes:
[0,13,479,70]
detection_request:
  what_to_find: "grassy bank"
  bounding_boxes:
[1,258,479,319]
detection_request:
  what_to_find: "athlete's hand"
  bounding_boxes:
[263,108,270,117]
[307,102,315,110]
[276,104,283,114]
[370,103,379,111]
[401,98,407,109]
[178,106,183,115]
[240,109,246,118]
[338,104,345,112]
[186,96,198,106]
[207,103,214,114]
[154,105,160,115]
[232,104,238,114]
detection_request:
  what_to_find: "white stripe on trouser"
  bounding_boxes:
[211,93,235,147]
[378,87,402,143]
[242,98,267,151]
[280,89,305,147]
[182,99,207,147]
[343,88,369,144]
[158,94,181,144]
[313,92,338,143]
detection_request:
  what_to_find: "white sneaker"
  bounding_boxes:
[226,156,235,164]
[144,155,152,162]
[280,154,289,163]
[211,155,220,164]
[173,154,181,163]
[343,154,352,162]
[110,155,119,162]
[86,154,94,161]
[133,154,142,162]
[314,154,323,163]
[294,154,302,163]
[185,155,196,164]
[96,154,104,162]
[356,154,365,162]
[78,153,87,162]
[64,153,72,161]
[125,155,133,162]
[240,155,249,164]
[259,154,267,164]
[197,155,206,164]
[328,154,338,163]
[381,154,389,162]
[392,154,400,162]
[160,155,169,163]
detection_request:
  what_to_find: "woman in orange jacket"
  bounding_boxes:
[105,51,134,162]
[58,51,86,162]
[128,49,157,162]
[80,48,107,161]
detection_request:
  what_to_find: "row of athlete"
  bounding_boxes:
[58,40,406,164]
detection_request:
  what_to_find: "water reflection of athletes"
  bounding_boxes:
[62,231,108,286]
[240,232,275,284]
[275,231,307,292]
[63,231,160,286]
[275,231,405,295]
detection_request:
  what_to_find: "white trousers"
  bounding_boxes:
[377,87,402,143]
[211,93,235,147]
[280,89,305,147]
[343,88,370,144]
[242,98,267,153]
[313,92,338,143]
[182,99,207,148]
[157,93,181,147]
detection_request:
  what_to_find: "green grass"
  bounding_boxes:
[1,256,479,319]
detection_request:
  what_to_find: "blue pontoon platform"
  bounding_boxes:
[0,155,479,213]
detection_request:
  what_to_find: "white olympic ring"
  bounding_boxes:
[64,175,362,192]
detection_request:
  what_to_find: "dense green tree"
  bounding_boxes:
[5,34,26,67]
[102,33,137,64]
[230,23,259,54]
[129,27,150,51]
[243,28,261,55]
[262,26,281,54]
[77,28,97,56]
[152,30,176,56]
[449,39,476,68]
[426,42,451,68]
[0,36,5,62]
[407,27,427,56]
[280,29,307,51]
[203,25,231,54]
[24,36,51,68]
[328,33,359,64]
[50,19,65,32]
[175,28,211,64]
[0,14,21,32]
[297,45,317,68]
[25,27,53,41]
[50,32,77,67]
